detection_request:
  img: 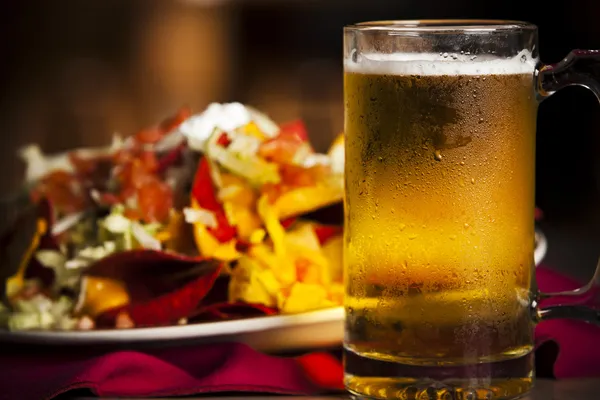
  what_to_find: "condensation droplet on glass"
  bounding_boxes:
[399,223,406,231]
[408,233,418,240]
[434,149,443,161]
[378,156,383,162]
[471,178,475,184]
[449,235,457,240]
[460,161,465,166]
[442,52,449,58]
[464,223,470,229]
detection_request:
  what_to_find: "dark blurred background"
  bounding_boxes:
[0,0,598,279]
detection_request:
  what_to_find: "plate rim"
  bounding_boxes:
[0,305,345,344]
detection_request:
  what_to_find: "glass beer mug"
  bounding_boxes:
[343,20,600,399]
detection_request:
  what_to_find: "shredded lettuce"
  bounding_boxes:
[6,294,78,331]
[36,241,117,292]
[183,207,218,228]
[205,129,280,187]
[99,205,163,251]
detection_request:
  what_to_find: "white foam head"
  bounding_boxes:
[345,49,537,76]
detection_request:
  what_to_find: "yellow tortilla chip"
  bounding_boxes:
[328,282,344,306]
[190,198,240,262]
[320,234,343,283]
[274,185,343,220]
[76,276,130,317]
[228,256,281,307]
[7,218,47,299]
[241,121,267,141]
[284,224,331,285]
[257,195,287,258]
[278,282,334,314]
[249,244,296,286]
[327,133,344,174]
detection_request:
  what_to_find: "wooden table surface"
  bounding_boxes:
[67,378,600,399]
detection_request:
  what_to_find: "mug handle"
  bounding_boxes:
[534,50,600,323]
[534,259,600,323]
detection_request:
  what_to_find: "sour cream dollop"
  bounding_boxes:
[178,102,279,151]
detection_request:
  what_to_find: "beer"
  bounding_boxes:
[344,52,538,398]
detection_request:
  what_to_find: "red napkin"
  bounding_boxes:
[535,266,600,379]
[0,265,599,400]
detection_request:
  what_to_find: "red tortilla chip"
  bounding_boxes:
[191,157,237,243]
[191,301,277,322]
[313,224,343,245]
[92,252,222,327]
[20,198,59,286]
[0,197,57,298]
[300,201,343,226]
[85,250,217,302]
[281,217,297,229]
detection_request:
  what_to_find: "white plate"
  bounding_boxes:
[0,306,344,351]
[0,228,548,350]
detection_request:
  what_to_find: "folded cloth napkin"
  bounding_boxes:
[1,265,599,400]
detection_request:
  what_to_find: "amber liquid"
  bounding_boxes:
[344,70,538,399]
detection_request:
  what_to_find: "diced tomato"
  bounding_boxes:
[35,170,87,215]
[216,132,232,148]
[313,225,343,245]
[279,163,330,188]
[295,257,321,284]
[257,126,309,164]
[138,150,159,173]
[123,207,144,221]
[261,182,286,204]
[279,119,309,142]
[191,158,237,243]
[112,148,135,166]
[137,179,173,223]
